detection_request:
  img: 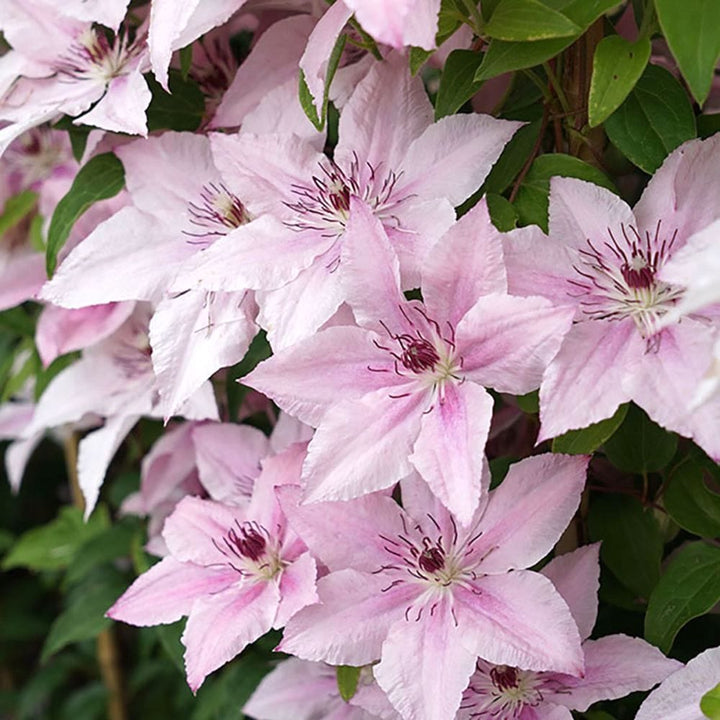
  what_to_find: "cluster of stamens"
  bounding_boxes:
[285,153,409,236]
[56,28,134,83]
[6,127,69,186]
[186,183,249,244]
[212,520,282,579]
[568,220,684,344]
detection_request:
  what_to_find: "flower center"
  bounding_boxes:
[57,28,133,83]
[213,520,283,580]
[186,183,249,244]
[568,221,684,342]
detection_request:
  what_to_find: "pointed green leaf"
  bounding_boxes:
[605,64,696,174]
[702,683,720,720]
[485,0,580,41]
[552,403,628,454]
[655,0,720,104]
[435,49,484,119]
[665,460,720,538]
[299,32,347,131]
[145,71,205,131]
[336,665,361,702]
[588,35,651,127]
[486,193,518,231]
[46,152,125,276]
[0,190,37,237]
[645,542,720,653]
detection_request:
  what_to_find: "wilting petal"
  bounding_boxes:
[279,569,419,666]
[375,595,477,720]
[183,579,279,691]
[107,556,236,626]
[472,454,588,574]
[302,387,424,502]
[454,572,584,676]
[409,381,493,525]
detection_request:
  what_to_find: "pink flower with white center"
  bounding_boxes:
[277,454,589,720]
[176,53,521,348]
[40,131,260,416]
[107,443,318,692]
[635,646,720,720]
[0,1,151,154]
[457,545,681,720]
[245,198,573,523]
[503,136,720,458]
[243,658,398,720]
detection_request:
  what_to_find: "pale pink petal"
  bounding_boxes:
[335,53,433,173]
[183,579,279,691]
[409,381,493,525]
[278,569,420,666]
[163,496,248,566]
[0,250,46,310]
[59,0,130,31]
[302,388,425,502]
[277,485,407,573]
[275,552,318,627]
[421,199,507,326]
[538,321,640,441]
[472,454,588,574]
[557,635,682,710]
[403,0,442,49]
[192,422,269,503]
[6,435,42,493]
[107,556,236,626]
[245,326,394,427]
[213,15,314,128]
[149,290,256,418]
[454,572,584,675]
[78,414,140,517]
[36,302,135,367]
[541,544,600,641]
[375,596,477,720]
[399,113,521,206]
[299,1,353,112]
[458,294,574,394]
[41,207,194,307]
[535,708,573,720]
[635,646,720,720]
[269,412,313,455]
[76,69,150,137]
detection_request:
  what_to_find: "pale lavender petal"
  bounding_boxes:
[400,114,521,206]
[409,381,493,525]
[107,556,236,626]
[458,294,574,394]
[421,199,507,326]
[541,544,600,641]
[375,595,477,720]
[302,388,425,502]
[279,569,420,666]
[472,454,588,574]
[454,572,584,675]
[0,250,46,310]
[555,635,682,710]
[6,435,42,493]
[183,579,279,691]
[275,552,318,628]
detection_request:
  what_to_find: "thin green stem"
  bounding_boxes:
[460,0,485,35]
[520,68,553,104]
[543,61,571,115]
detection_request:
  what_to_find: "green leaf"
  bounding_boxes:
[3,505,109,572]
[156,619,186,673]
[486,193,518,231]
[409,47,434,75]
[605,64,696,174]
[299,32,347,131]
[702,683,720,720]
[552,404,628,455]
[145,71,205,132]
[336,665,361,702]
[53,116,92,162]
[484,119,543,194]
[664,460,720,537]
[513,153,616,231]
[227,330,272,421]
[0,190,37,237]
[588,493,663,600]
[41,566,127,661]
[46,152,125,276]
[603,403,678,474]
[655,0,720,104]
[588,35,651,127]
[485,0,580,41]
[698,113,720,139]
[515,389,539,414]
[435,50,484,119]
[645,541,720,653]
[179,43,193,79]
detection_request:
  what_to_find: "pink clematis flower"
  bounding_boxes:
[503,136,720,458]
[177,53,520,348]
[246,198,573,523]
[0,0,151,155]
[278,453,589,720]
[108,443,318,692]
[635,646,720,720]
[457,544,681,719]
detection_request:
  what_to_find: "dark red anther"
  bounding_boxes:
[400,337,440,373]
[621,261,655,289]
[418,546,445,573]
[229,525,266,561]
[490,666,519,691]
